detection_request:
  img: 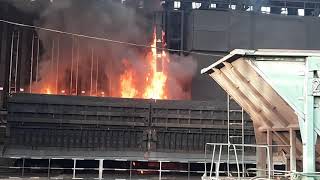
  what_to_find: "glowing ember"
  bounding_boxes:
[41,87,52,94]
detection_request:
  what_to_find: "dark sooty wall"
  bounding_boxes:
[4,93,254,160]
[188,9,320,102]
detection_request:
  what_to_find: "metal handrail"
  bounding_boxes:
[204,143,272,180]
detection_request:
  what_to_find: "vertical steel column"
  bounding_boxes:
[51,40,54,80]
[29,34,34,93]
[267,129,273,177]
[21,158,25,177]
[95,56,99,95]
[290,128,297,172]
[90,48,94,96]
[241,108,245,177]
[98,159,103,180]
[108,58,111,96]
[129,161,132,180]
[14,31,20,92]
[48,158,51,178]
[159,161,162,180]
[302,58,317,179]
[155,11,163,72]
[8,32,14,94]
[56,37,60,94]
[70,36,74,94]
[227,95,230,175]
[0,22,9,108]
[289,128,297,172]
[73,158,77,179]
[75,38,79,95]
[180,10,184,56]
[254,128,267,177]
[36,36,39,83]
[187,162,190,180]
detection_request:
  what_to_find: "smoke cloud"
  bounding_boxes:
[8,0,197,100]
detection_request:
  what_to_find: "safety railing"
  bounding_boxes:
[203,143,273,180]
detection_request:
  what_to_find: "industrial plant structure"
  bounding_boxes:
[0,0,319,179]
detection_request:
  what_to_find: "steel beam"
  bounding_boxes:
[290,128,297,172]
[210,68,273,128]
[267,129,273,176]
[98,159,103,180]
[302,58,317,179]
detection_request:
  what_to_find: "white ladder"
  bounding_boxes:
[227,95,245,177]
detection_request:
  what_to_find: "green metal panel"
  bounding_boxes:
[251,59,305,118]
[202,50,320,179]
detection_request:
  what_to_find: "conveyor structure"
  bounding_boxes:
[202,49,320,179]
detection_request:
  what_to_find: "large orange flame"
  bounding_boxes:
[33,29,171,100]
[119,30,168,99]
[142,32,167,99]
[120,59,138,98]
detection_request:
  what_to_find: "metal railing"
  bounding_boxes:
[203,143,273,180]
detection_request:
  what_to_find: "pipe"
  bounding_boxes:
[96,56,99,95]
[51,39,55,80]
[56,37,60,94]
[75,38,79,95]
[70,36,74,94]
[90,48,93,96]
[215,145,222,179]
[227,95,230,176]
[36,36,40,83]
[29,34,34,93]
[14,31,20,92]
[209,144,216,178]
[8,32,14,93]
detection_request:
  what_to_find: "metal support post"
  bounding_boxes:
[98,159,103,180]
[56,37,60,94]
[241,108,245,177]
[227,95,230,175]
[21,158,25,177]
[267,129,273,177]
[75,38,79,95]
[129,161,132,180]
[302,58,317,179]
[14,31,20,93]
[187,162,190,180]
[254,128,267,177]
[289,128,297,172]
[8,32,14,94]
[48,158,51,178]
[180,10,184,56]
[73,159,77,179]
[36,36,39,83]
[96,56,99,95]
[159,161,162,180]
[50,40,54,81]
[29,34,34,93]
[90,48,94,96]
[70,36,74,93]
